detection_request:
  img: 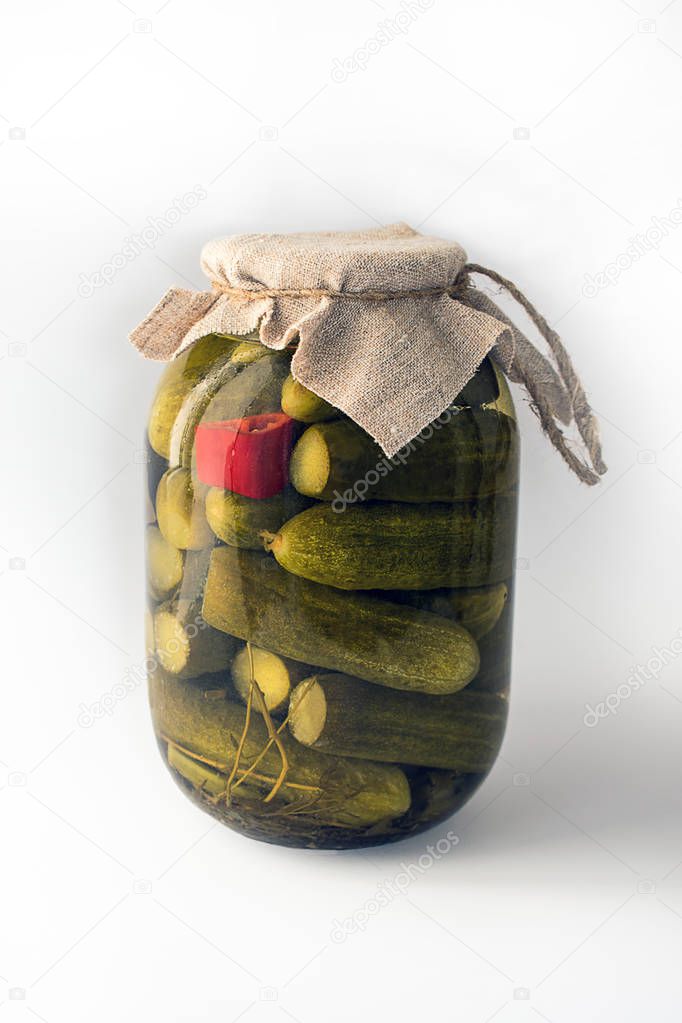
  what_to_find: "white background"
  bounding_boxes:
[2,1,682,1020]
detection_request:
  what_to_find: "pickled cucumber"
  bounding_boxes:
[229,341,270,365]
[202,547,479,694]
[167,744,227,797]
[145,334,518,849]
[265,496,516,590]
[289,409,517,504]
[146,525,184,601]
[231,645,312,714]
[152,671,411,828]
[391,583,508,640]
[156,468,213,550]
[205,486,311,550]
[167,344,290,469]
[148,334,239,459]
[153,602,237,679]
[281,374,337,423]
[290,673,507,772]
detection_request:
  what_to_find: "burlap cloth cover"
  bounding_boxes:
[130,223,606,484]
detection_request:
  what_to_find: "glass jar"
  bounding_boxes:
[146,333,518,849]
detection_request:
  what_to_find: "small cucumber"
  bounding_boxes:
[153,600,237,679]
[266,496,516,590]
[156,468,213,551]
[205,486,311,550]
[231,644,313,715]
[281,374,337,423]
[146,525,184,601]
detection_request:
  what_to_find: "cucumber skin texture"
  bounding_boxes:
[291,408,517,504]
[205,486,312,550]
[151,670,411,828]
[201,547,479,694]
[291,674,508,773]
[271,495,516,591]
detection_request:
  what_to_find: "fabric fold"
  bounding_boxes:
[129,224,605,483]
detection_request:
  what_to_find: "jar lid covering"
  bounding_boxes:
[130,223,605,483]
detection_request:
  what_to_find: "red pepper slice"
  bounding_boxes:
[195,413,295,499]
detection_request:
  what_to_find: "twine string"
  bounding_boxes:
[209,280,468,301]
[464,264,606,486]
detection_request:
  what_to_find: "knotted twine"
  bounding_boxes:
[130,223,606,485]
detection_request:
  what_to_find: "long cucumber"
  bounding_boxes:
[167,745,228,797]
[289,673,507,772]
[289,408,517,504]
[202,547,479,694]
[266,496,516,590]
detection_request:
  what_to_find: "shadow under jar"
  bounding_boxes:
[145,333,518,850]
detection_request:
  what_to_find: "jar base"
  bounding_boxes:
[170,759,487,851]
